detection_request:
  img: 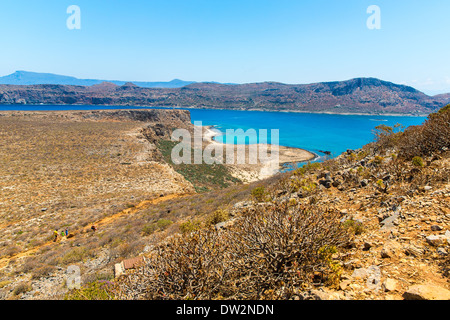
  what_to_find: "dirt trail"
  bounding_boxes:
[0,193,191,270]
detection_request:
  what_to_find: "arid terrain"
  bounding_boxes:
[0,106,449,301]
[0,109,310,299]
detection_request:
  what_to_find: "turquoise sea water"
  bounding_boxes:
[1,105,427,160]
[189,109,426,158]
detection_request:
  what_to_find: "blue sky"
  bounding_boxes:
[0,0,449,94]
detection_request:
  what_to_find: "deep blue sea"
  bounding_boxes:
[1,105,427,159]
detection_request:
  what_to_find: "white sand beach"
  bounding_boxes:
[201,125,316,183]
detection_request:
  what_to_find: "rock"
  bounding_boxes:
[352,268,369,279]
[304,288,342,300]
[426,235,446,247]
[365,266,382,291]
[405,244,425,257]
[431,225,443,231]
[351,265,381,291]
[380,241,401,259]
[319,179,332,189]
[380,212,399,231]
[383,278,398,292]
[363,242,372,251]
[339,280,351,291]
[380,248,391,259]
[360,179,369,187]
[403,284,450,300]
[332,179,342,188]
[423,186,432,191]
[437,247,448,256]
[343,259,362,270]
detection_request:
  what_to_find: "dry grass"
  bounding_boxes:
[0,111,191,260]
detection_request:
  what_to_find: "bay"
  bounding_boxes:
[0,104,426,159]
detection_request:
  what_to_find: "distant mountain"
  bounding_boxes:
[0,76,446,115]
[0,71,195,88]
[434,92,450,105]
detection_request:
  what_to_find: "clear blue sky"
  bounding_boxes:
[0,0,449,94]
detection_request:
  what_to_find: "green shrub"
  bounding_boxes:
[373,156,384,165]
[60,247,89,265]
[142,219,173,236]
[412,156,424,167]
[343,219,365,235]
[318,245,342,288]
[295,162,321,176]
[179,220,201,234]
[251,186,266,202]
[205,209,229,226]
[65,280,116,300]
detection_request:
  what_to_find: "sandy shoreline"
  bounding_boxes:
[201,125,316,182]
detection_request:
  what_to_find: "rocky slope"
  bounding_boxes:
[0,77,445,115]
[114,106,450,300]
[1,107,449,300]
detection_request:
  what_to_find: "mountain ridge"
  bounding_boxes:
[0,73,448,115]
[0,71,196,88]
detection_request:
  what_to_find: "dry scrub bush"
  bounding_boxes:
[116,202,348,300]
[117,230,229,300]
[224,203,347,299]
[12,282,32,296]
[398,105,450,159]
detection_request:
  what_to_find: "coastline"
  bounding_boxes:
[202,125,317,182]
[0,104,430,117]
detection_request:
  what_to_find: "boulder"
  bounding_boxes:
[405,245,425,257]
[360,179,369,187]
[383,278,398,292]
[426,235,446,247]
[380,213,399,231]
[380,240,402,259]
[403,284,450,300]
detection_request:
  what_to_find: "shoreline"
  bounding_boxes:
[0,104,430,117]
[201,125,317,182]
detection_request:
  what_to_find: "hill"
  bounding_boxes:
[114,104,450,300]
[0,77,446,115]
[0,106,448,300]
[434,93,450,105]
[0,71,195,88]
